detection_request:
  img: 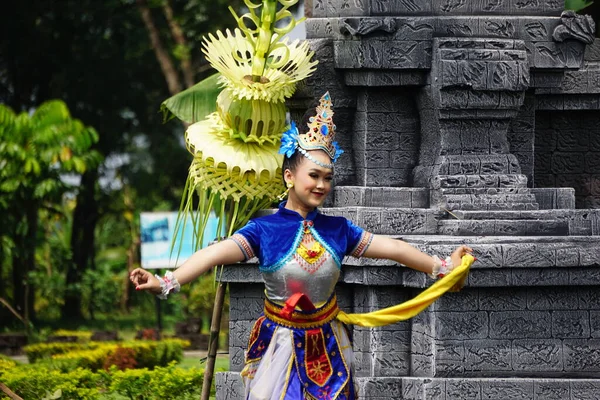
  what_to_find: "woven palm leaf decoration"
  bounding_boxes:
[180,0,317,248]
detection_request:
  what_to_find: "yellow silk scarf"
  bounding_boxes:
[336,254,475,327]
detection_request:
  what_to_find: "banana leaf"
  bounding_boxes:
[565,0,594,11]
[160,73,222,124]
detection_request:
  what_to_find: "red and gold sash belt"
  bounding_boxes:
[264,292,339,329]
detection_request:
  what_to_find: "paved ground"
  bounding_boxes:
[7,350,210,364]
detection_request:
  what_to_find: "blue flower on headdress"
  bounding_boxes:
[279,121,299,158]
[332,141,344,162]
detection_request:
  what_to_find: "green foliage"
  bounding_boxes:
[109,364,204,400]
[23,342,98,363]
[565,0,594,11]
[185,272,229,324]
[81,264,124,315]
[0,101,103,199]
[161,73,222,123]
[0,366,102,400]
[23,339,190,371]
[0,354,18,373]
[52,329,94,342]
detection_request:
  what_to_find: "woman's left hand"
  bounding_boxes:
[450,245,474,268]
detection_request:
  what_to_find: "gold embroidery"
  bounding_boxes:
[294,221,329,274]
[297,241,326,264]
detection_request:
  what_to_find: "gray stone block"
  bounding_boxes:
[228,320,253,348]
[512,268,570,287]
[356,377,404,398]
[563,339,600,372]
[463,340,512,372]
[353,351,373,377]
[480,379,533,400]
[435,311,489,340]
[553,310,591,338]
[570,380,600,399]
[372,350,410,376]
[526,287,579,310]
[479,288,526,310]
[446,379,482,400]
[512,339,563,372]
[215,372,245,400]
[489,311,551,339]
[533,380,570,400]
[591,311,600,339]
[229,345,245,371]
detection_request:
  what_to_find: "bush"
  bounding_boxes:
[53,329,93,342]
[43,339,190,371]
[103,346,137,371]
[0,366,102,400]
[23,342,99,363]
[0,354,17,373]
[109,364,204,400]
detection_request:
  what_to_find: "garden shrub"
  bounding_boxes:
[23,342,99,363]
[52,329,93,342]
[0,366,101,400]
[0,354,17,373]
[103,346,137,370]
[44,339,189,371]
[109,364,204,400]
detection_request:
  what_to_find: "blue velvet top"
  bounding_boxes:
[230,202,372,273]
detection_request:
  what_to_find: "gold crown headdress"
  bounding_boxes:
[279,92,344,168]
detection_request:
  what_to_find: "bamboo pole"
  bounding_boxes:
[200,282,228,400]
[0,382,24,400]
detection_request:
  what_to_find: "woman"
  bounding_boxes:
[130,92,472,399]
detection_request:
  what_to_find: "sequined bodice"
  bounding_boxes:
[262,220,340,304]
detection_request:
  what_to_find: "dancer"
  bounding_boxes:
[131,92,472,399]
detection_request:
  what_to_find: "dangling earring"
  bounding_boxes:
[278,182,294,201]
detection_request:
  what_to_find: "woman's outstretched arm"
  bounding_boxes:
[130,239,246,294]
[362,235,472,275]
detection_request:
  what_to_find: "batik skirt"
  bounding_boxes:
[241,293,356,400]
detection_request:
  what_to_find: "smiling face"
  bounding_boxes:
[284,150,334,210]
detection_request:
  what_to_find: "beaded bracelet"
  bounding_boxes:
[155,271,181,300]
[429,255,454,279]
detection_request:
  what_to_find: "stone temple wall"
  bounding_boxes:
[535,111,600,208]
[216,2,600,399]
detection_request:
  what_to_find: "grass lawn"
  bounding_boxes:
[178,353,229,371]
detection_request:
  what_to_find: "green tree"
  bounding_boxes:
[0,100,102,326]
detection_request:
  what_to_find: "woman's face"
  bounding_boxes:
[286,150,334,209]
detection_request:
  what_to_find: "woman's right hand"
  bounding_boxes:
[130,268,161,295]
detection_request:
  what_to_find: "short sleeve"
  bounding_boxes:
[229,220,260,261]
[345,219,373,258]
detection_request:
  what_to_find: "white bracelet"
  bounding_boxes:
[155,271,181,300]
[429,256,453,279]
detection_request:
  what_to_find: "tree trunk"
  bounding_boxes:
[11,240,25,324]
[24,203,38,324]
[62,170,98,320]
[136,0,183,96]
[162,0,195,88]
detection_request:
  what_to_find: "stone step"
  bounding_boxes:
[321,207,441,235]
[442,193,539,211]
[446,209,600,236]
[440,187,532,195]
[451,210,565,220]
[530,188,576,209]
[334,186,429,208]
[437,219,569,236]
[433,174,529,189]
[216,372,600,400]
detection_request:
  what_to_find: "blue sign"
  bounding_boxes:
[140,212,222,269]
